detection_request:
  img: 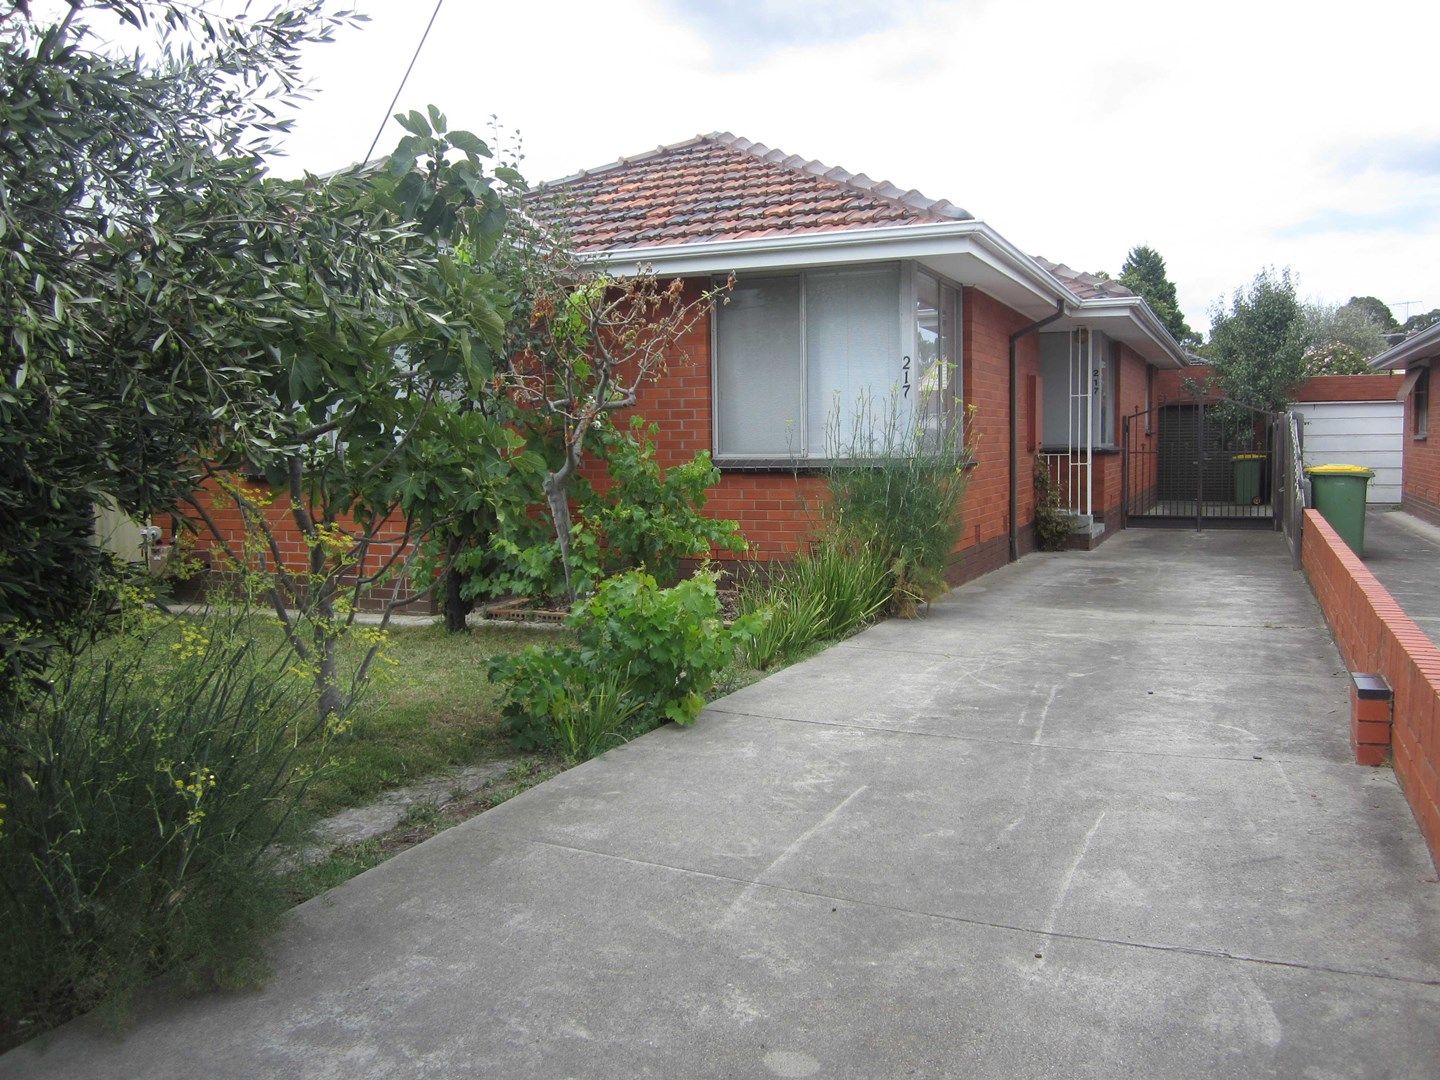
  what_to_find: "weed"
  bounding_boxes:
[553,667,640,764]
[399,799,444,832]
[0,598,323,1046]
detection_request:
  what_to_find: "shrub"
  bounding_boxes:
[737,540,891,670]
[483,646,588,753]
[469,418,746,604]
[489,569,756,753]
[823,399,977,616]
[589,418,747,582]
[574,569,749,725]
[0,595,333,1043]
[1033,461,1074,552]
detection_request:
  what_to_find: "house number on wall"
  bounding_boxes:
[902,356,911,399]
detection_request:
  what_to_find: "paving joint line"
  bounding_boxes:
[830,639,1344,677]
[525,838,1440,989]
[702,704,1345,769]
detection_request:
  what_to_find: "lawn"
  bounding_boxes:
[302,622,563,815]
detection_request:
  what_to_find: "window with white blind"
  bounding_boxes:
[713,263,960,460]
[714,276,804,456]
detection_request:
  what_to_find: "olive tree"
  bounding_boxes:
[0,2,522,717]
[1301,300,1389,375]
[1,0,363,681]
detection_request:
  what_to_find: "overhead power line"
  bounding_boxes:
[361,0,446,166]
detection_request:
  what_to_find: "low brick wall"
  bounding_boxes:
[1301,508,1440,868]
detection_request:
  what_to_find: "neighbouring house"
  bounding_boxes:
[530,132,1188,581]
[1154,366,1406,504]
[1370,322,1439,525]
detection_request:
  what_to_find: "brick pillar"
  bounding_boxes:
[1349,672,1393,766]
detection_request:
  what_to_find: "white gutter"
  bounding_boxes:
[585,219,1187,367]
[586,219,1075,307]
[1370,320,1440,370]
[1075,296,1189,369]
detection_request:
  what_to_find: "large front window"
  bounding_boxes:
[713,263,960,459]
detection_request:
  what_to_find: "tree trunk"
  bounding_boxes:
[315,622,342,721]
[443,534,472,633]
[543,470,575,602]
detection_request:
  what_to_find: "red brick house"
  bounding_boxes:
[1370,322,1439,525]
[532,133,1188,580]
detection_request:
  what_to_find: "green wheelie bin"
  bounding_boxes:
[1233,452,1266,505]
[1305,464,1374,555]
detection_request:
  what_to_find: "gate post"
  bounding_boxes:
[1195,401,1205,532]
[1271,413,1282,531]
[1121,414,1130,529]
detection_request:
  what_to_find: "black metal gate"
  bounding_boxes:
[1122,400,1282,530]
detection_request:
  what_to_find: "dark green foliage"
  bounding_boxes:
[1207,268,1309,413]
[489,570,756,754]
[1,3,518,713]
[736,541,892,670]
[1119,245,1198,347]
[0,599,330,1044]
[466,417,744,603]
[1403,309,1440,335]
[1342,296,1400,335]
[1033,462,1074,552]
[1,2,357,681]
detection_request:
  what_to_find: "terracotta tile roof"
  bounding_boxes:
[529,132,972,252]
[1033,256,1136,301]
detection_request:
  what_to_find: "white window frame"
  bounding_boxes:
[710,260,963,463]
[911,267,965,442]
[1415,366,1430,440]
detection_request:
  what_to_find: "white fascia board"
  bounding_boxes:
[583,221,1075,310]
[1073,297,1188,368]
[1370,320,1440,370]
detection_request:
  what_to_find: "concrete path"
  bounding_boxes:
[7,530,1440,1078]
[1364,508,1440,645]
[280,758,518,870]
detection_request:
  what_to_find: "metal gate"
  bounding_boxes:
[1122,400,1285,530]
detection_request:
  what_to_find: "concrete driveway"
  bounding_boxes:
[1363,507,1440,645]
[7,530,1440,1078]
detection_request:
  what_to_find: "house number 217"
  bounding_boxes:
[902,356,911,398]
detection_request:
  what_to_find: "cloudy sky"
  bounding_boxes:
[269,0,1439,336]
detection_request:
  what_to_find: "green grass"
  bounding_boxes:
[303,624,564,815]
[76,615,560,818]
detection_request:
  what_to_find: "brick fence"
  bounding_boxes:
[1301,508,1440,869]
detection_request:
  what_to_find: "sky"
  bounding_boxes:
[262,1,1438,335]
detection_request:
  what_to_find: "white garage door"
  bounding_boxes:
[1291,400,1403,503]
